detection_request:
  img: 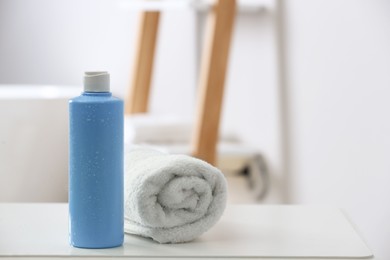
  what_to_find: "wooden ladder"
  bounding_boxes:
[125,0,236,165]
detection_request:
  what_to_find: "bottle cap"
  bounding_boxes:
[84,71,110,92]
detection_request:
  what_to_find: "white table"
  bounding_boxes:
[0,204,375,260]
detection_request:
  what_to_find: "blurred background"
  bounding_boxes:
[0,0,389,258]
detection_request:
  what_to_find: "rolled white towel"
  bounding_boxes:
[124,148,228,243]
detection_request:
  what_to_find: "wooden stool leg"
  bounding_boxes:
[191,0,236,165]
[125,11,160,115]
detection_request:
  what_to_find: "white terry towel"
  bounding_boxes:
[124,114,239,145]
[124,148,228,243]
[124,115,193,144]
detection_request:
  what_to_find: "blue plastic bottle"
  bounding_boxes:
[69,72,124,248]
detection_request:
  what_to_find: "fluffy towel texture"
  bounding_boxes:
[124,115,192,144]
[124,148,228,243]
[124,114,239,145]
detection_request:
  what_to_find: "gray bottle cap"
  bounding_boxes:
[84,71,110,92]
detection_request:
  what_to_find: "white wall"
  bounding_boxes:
[282,0,390,258]
[0,0,197,116]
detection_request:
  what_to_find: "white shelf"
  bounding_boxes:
[0,204,375,259]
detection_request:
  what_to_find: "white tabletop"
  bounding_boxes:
[0,204,374,260]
